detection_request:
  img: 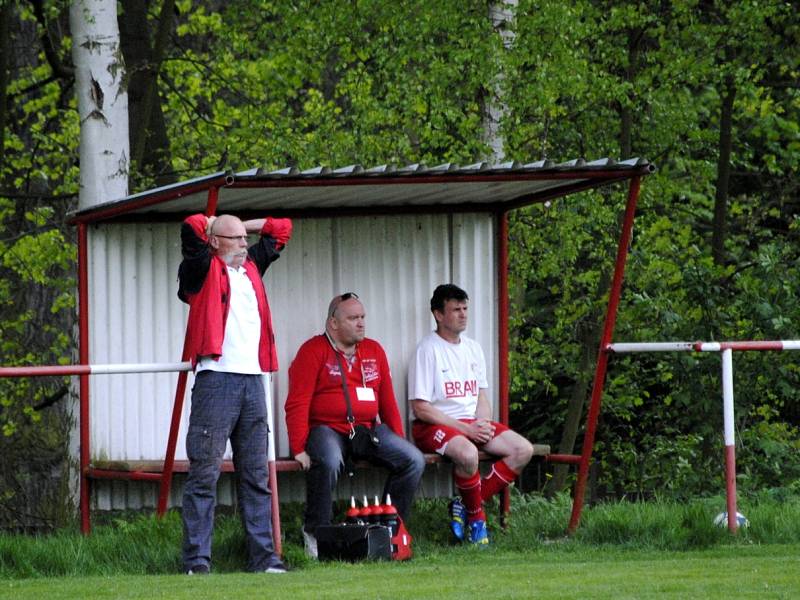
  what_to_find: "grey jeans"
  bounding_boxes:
[181,371,282,572]
[303,424,425,534]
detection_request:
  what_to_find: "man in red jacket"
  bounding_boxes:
[178,213,291,575]
[285,293,425,558]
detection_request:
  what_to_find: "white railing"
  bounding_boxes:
[607,340,800,532]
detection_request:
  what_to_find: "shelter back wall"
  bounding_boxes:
[86,214,497,507]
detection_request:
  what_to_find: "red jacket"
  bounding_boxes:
[178,214,291,372]
[284,335,405,456]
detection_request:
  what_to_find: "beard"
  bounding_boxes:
[222,251,247,267]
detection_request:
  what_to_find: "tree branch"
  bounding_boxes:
[33,386,70,411]
[29,0,74,79]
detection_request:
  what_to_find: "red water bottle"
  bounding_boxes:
[361,495,373,524]
[346,496,360,524]
[370,495,383,525]
[382,493,399,536]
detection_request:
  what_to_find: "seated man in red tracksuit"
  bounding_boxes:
[284,293,425,558]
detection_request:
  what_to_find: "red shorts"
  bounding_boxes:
[412,419,509,455]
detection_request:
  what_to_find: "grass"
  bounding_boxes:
[2,492,800,598]
[2,545,799,599]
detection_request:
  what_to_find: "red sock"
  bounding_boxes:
[455,471,485,522]
[481,459,519,502]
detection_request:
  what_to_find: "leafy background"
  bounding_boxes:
[1,0,799,529]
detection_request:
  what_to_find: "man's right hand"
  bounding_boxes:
[464,419,495,445]
[295,451,311,470]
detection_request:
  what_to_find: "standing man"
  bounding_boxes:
[408,284,541,545]
[285,293,425,558]
[178,212,292,574]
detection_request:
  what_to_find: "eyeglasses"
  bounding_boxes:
[327,292,359,318]
[214,234,249,242]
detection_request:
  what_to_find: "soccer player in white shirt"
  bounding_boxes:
[408,284,536,545]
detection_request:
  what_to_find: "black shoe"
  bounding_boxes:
[186,564,210,575]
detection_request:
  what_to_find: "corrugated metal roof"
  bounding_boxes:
[70,157,654,223]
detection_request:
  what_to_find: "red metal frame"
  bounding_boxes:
[69,174,232,224]
[497,211,511,524]
[156,354,189,515]
[568,176,641,533]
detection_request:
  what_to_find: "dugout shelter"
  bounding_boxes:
[4,157,654,539]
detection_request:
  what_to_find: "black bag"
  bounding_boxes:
[348,423,380,458]
[333,350,380,460]
[316,524,392,562]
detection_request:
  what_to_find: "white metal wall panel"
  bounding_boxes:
[268,214,453,457]
[86,213,496,507]
[88,223,193,463]
[452,214,499,417]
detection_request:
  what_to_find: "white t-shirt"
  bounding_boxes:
[407,331,488,420]
[198,265,262,375]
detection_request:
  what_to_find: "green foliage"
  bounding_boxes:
[503,0,800,501]
[160,0,497,180]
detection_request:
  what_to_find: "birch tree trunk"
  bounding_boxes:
[483,1,518,163]
[70,0,129,209]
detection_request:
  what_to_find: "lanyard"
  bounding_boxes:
[325,331,366,387]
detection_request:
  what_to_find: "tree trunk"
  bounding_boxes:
[120,0,175,185]
[546,268,609,495]
[619,27,642,158]
[70,0,129,209]
[712,73,736,265]
[483,1,518,163]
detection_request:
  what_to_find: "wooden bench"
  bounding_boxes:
[88,444,553,478]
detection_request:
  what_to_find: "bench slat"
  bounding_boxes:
[88,445,551,477]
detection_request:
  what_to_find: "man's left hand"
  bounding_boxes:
[294,451,311,470]
[474,418,495,442]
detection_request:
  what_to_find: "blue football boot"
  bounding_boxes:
[469,519,490,545]
[448,497,467,542]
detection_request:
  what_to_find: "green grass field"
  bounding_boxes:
[2,544,799,599]
[3,494,800,598]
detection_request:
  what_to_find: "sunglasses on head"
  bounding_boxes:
[328,292,359,318]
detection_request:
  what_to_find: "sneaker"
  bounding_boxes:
[448,497,467,542]
[263,563,288,574]
[186,564,210,575]
[469,519,490,545]
[303,529,318,559]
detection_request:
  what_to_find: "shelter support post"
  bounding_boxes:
[263,373,283,556]
[78,223,91,534]
[497,211,511,526]
[156,358,189,516]
[205,186,219,216]
[568,177,641,534]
